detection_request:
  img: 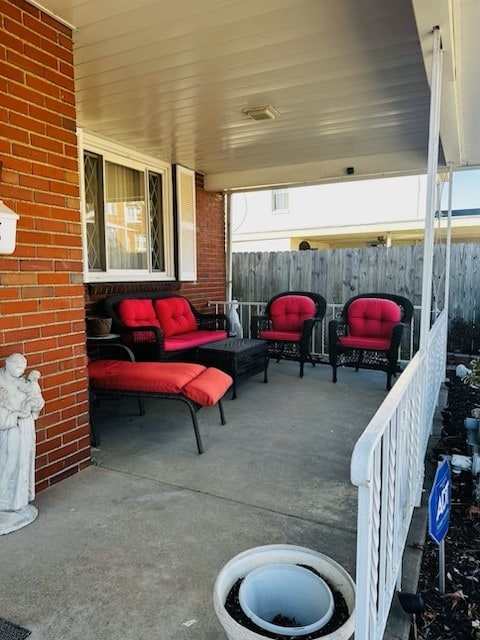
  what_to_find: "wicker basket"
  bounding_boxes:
[86,317,112,337]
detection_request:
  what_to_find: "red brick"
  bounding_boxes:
[1,0,22,21]
[0,60,25,82]
[48,441,78,463]
[12,142,48,162]
[38,272,69,285]
[33,191,66,207]
[22,14,55,41]
[29,103,62,126]
[2,123,29,142]
[7,49,46,77]
[4,16,42,48]
[0,272,37,285]
[1,299,37,314]
[20,259,54,271]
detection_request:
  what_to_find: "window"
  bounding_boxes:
[272,189,289,213]
[81,134,175,282]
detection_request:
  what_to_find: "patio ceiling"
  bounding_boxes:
[36,0,480,191]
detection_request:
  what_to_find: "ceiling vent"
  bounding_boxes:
[243,105,279,121]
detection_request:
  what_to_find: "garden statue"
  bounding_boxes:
[0,353,45,535]
[228,300,243,338]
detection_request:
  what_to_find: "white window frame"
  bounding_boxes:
[271,188,290,213]
[79,130,175,283]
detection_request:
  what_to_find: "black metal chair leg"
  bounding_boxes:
[355,350,364,372]
[186,405,204,454]
[332,364,337,383]
[218,399,226,425]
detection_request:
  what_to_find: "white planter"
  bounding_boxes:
[213,544,355,640]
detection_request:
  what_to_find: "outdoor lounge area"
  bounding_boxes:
[0,361,426,640]
[2,1,479,639]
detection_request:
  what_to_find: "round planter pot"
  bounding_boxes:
[213,544,355,640]
[86,317,112,337]
[239,563,334,636]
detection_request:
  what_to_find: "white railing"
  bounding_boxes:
[208,300,420,362]
[350,308,448,639]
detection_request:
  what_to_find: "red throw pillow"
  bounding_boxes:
[154,298,197,337]
[117,299,161,328]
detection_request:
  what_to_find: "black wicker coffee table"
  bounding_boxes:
[197,338,268,399]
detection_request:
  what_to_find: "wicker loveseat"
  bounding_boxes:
[103,292,229,362]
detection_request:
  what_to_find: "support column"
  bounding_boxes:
[419,26,443,351]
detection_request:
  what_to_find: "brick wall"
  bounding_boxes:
[0,0,90,490]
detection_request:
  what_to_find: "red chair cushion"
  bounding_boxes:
[259,330,302,342]
[347,298,401,340]
[117,299,161,329]
[164,330,228,351]
[153,298,197,337]
[338,336,392,351]
[89,360,205,394]
[269,296,316,332]
[183,367,233,406]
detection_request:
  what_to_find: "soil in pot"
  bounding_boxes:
[224,564,350,639]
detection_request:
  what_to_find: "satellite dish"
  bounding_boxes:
[299,241,311,250]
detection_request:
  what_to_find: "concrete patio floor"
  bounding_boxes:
[0,360,425,640]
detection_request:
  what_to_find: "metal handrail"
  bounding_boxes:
[351,309,447,638]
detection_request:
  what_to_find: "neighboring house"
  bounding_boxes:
[231,172,480,252]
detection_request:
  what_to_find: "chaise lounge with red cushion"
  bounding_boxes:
[103,292,230,362]
[88,344,233,453]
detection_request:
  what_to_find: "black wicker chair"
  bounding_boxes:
[328,293,414,390]
[251,291,327,377]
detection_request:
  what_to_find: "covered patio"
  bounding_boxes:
[0,360,429,640]
[1,0,480,639]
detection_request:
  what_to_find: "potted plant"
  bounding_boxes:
[213,544,355,640]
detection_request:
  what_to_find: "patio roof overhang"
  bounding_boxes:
[34,0,480,192]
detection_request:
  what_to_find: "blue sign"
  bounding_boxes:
[428,459,451,545]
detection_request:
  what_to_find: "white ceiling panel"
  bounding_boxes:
[34,0,480,190]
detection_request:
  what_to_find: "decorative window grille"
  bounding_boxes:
[81,136,177,281]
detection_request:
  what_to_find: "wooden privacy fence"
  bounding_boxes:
[232,243,480,326]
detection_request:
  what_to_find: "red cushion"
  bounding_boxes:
[117,299,161,329]
[154,298,197,337]
[88,360,207,394]
[183,367,233,406]
[88,360,232,407]
[270,296,316,332]
[164,330,227,351]
[347,298,401,340]
[339,336,392,351]
[259,330,302,342]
